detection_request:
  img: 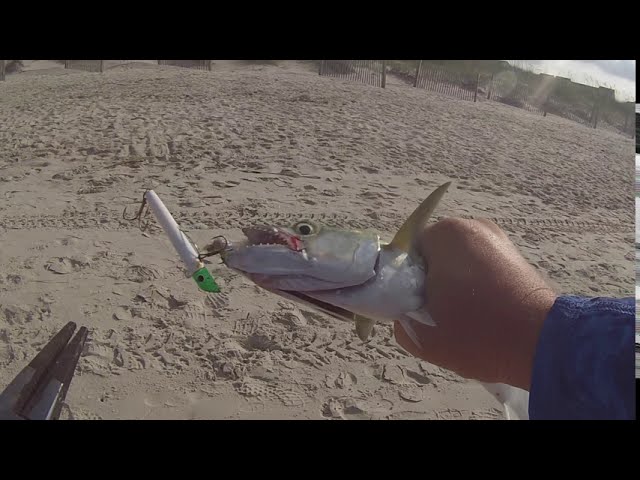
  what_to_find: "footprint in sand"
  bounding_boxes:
[45,255,91,274]
[321,396,393,420]
[205,292,230,312]
[325,371,358,389]
[113,346,147,370]
[0,338,15,366]
[80,342,115,377]
[243,331,287,352]
[2,304,47,325]
[234,380,305,408]
[212,180,240,188]
[125,264,163,283]
[3,274,23,286]
[398,386,424,403]
[113,306,132,322]
[404,367,432,385]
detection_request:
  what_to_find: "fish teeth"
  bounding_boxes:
[244,226,295,248]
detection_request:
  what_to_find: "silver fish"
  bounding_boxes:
[220,182,530,420]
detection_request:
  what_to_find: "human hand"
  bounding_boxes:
[395,218,557,390]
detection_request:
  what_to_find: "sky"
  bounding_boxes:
[509,60,635,102]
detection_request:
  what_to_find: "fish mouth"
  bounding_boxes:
[262,288,355,324]
[229,228,355,323]
[241,226,304,251]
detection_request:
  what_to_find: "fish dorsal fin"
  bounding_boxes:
[389,181,451,254]
[354,314,376,341]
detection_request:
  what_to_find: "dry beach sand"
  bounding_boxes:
[0,61,634,419]
[636,153,639,378]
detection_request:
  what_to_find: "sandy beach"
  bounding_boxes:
[0,61,634,419]
[635,153,639,378]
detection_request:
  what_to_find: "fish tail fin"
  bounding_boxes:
[480,382,530,420]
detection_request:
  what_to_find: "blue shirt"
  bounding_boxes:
[529,295,635,420]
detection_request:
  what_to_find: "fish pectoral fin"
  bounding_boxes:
[354,315,376,341]
[405,307,436,327]
[389,181,451,255]
[396,309,435,351]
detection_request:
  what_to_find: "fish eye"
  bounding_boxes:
[295,222,315,236]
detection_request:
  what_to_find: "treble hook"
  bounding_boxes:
[122,193,230,260]
[182,230,229,262]
[198,235,230,260]
[122,192,149,228]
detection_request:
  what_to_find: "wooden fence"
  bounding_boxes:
[105,60,157,69]
[158,60,212,71]
[636,112,640,153]
[385,61,632,137]
[65,60,104,73]
[596,99,635,136]
[386,60,419,86]
[543,95,594,126]
[414,62,479,102]
[4,58,632,137]
[319,60,386,88]
[488,76,545,114]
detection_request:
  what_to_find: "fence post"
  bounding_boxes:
[487,73,493,99]
[319,60,324,75]
[588,95,597,125]
[206,60,212,71]
[592,95,601,129]
[413,60,422,88]
[381,61,387,88]
[624,110,630,134]
[65,60,69,69]
[474,72,480,102]
[0,60,5,81]
[99,60,104,73]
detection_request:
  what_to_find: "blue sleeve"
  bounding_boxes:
[529,295,635,420]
